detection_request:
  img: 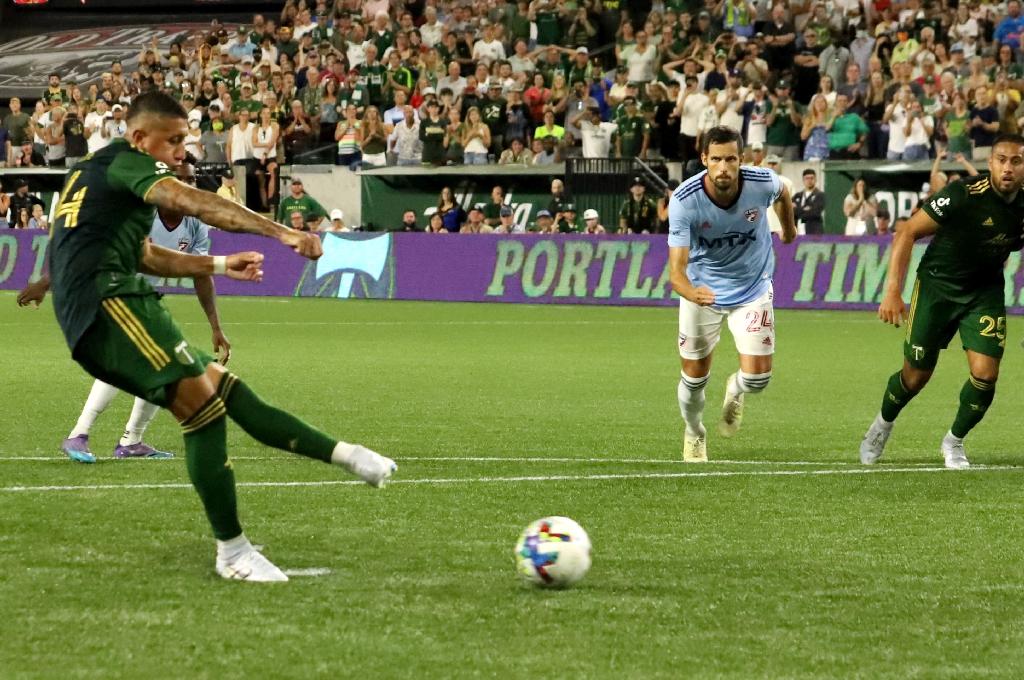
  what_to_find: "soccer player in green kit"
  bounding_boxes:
[47,91,396,582]
[860,133,1024,469]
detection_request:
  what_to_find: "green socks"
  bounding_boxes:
[951,376,996,439]
[182,396,241,541]
[880,371,919,423]
[217,372,336,463]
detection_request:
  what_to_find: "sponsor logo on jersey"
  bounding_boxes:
[744,208,759,223]
[929,196,950,216]
[697,228,757,249]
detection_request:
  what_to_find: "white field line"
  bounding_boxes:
[2,465,1020,493]
[0,455,963,467]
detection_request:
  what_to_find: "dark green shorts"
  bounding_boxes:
[72,295,211,407]
[903,279,1006,370]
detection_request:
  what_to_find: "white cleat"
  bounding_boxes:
[718,374,744,438]
[941,433,970,470]
[341,445,397,488]
[860,415,893,465]
[683,430,708,463]
[216,547,289,583]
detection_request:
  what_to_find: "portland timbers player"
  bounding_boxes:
[47,91,396,581]
[861,133,1024,469]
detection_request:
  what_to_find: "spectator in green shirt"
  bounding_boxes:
[276,177,327,224]
[615,98,650,159]
[826,94,868,160]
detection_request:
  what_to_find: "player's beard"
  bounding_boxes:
[712,175,735,192]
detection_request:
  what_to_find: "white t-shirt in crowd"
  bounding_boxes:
[887,104,908,154]
[717,87,748,132]
[84,112,110,153]
[627,45,658,83]
[229,122,254,162]
[905,114,933,147]
[473,39,506,64]
[580,120,618,158]
[678,91,710,137]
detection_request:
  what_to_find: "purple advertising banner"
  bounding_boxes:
[2,231,1023,313]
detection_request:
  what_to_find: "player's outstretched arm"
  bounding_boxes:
[145,178,322,260]
[772,184,797,244]
[669,246,715,306]
[879,210,939,327]
[140,241,265,282]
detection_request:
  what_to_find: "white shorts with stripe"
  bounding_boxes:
[677,284,776,360]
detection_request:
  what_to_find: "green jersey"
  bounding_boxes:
[277,193,327,224]
[49,138,173,350]
[616,115,649,158]
[919,177,1024,302]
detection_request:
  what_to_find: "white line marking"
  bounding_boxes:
[282,568,332,577]
[0,455,953,467]
[177,320,670,327]
[2,466,1019,493]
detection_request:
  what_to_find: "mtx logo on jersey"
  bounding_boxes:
[698,228,757,249]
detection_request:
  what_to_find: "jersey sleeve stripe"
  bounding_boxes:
[141,175,177,204]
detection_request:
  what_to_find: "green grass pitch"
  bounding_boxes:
[3,292,1024,678]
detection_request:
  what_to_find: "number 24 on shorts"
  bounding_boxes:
[746,310,774,333]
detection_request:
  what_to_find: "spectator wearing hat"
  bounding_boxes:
[102,104,127,141]
[277,177,327,224]
[419,99,448,166]
[461,205,494,233]
[615,97,650,159]
[576,106,617,158]
[228,28,257,63]
[479,81,508,156]
[793,169,825,235]
[200,105,229,163]
[568,46,595,86]
[556,203,582,233]
[534,209,556,234]
[619,177,658,234]
[793,29,823,105]
[765,81,803,161]
[9,179,44,219]
[582,208,607,234]
[494,205,524,234]
[320,209,349,233]
[565,80,600,143]
[215,168,241,204]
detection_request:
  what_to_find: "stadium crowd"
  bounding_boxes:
[0,0,1022,227]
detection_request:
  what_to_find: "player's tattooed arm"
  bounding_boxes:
[140,241,265,282]
[669,246,715,306]
[878,210,939,327]
[772,184,797,244]
[145,178,323,260]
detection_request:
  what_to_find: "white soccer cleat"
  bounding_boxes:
[860,415,893,465]
[941,433,970,470]
[718,373,744,438]
[341,445,397,488]
[216,547,289,583]
[683,430,708,463]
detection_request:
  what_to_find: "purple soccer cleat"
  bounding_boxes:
[61,435,96,464]
[113,442,175,459]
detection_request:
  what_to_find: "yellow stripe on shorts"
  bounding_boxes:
[904,280,920,341]
[101,299,170,370]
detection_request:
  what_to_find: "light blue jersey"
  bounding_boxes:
[668,166,782,307]
[144,213,212,286]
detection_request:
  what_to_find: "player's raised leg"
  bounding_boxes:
[720,289,776,438]
[114,397,175,459]
[62,379,120,463]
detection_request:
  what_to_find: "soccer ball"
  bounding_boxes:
[514,516,591,588]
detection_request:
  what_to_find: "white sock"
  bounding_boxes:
[216,533,251,563]
[120,399,161,446]
[944,430,963,443]
[727,371,773,397]
[678,372,709,436]
[330,441,360,466]
[68,380,120,438]
[875,412,894,430]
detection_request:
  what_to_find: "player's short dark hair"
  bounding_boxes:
[993,132,1024,149]
[126,91,187,124]
[802,168,817,177]
[700,126,743,155]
